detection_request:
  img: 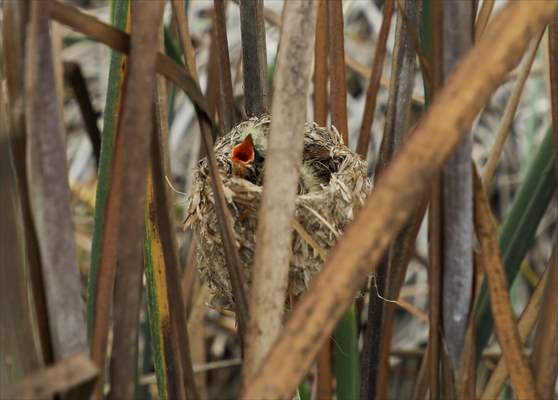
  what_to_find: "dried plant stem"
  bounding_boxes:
[548,16,558,180]
[143,50,199,399]
[244,0,318,379]
[313,2,332,396]
[356,0,394,158]
[150,94,200,400]
[480,265,549,400]
[395,0,432,87]
[63,62,101,165]
[474,172,537,400]
[2,0,53,365]
[212,0,236,132]
[427,184,442,400]
[316,342,332,399]
[313,0,328,126]
[412,342,430,400]
[376,200,428,400]
[0,74,43,391]
[4,353,97,400]
[422,0,443,397]
[242,3,557,398]
[475,0,495,40]
[105,2,165,399]
[26,0,87,361]
[170,0,249,344]
[531,242,558,399]
[239,0,268,116]
[170,0,197,81]
[64,0,244,350]
[482,30,543,186]
[87,1,129,394]
[441,0,474,376]
[49,1,215,124]
[327,0,349,144]
[361,2,420,397]
[256,1,424,106]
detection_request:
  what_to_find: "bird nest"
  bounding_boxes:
[185,115,371,309]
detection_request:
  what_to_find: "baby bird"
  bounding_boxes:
[230,134,262,183]
[230,128,330,194]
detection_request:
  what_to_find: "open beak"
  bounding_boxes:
[231,134,255,177]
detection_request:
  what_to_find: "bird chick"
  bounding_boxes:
[230,127,330,193]
[299,162,323,193]
[231,134,255,177]
[231,134,264,184]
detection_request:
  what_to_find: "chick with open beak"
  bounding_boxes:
[230,130,330,192]
[230,134,264,184]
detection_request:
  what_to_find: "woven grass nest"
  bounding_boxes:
[185,115,371,309]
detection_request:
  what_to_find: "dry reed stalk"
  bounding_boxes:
[480,266,549,400]
[474,172,537,400]
[426,0,443,397]
[212,0,236,132]
[361,2,420,397]
[475,0,495,39]
[313,0,328,127]
[105,2,165,398]
[170,0,250,344]
[441,0,474,376]
[548,16,558,182]
[4,353,97,400]
[2,0,53,365]
[531,243,558,399]
[313,1,332,397]
[327,0,349,144]
[244,4,318,378]
[26,0,87,361]
[239,0,268,116]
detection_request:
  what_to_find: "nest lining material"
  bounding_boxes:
[185,115,371,308]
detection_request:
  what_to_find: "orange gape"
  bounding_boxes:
[231,134,255,177]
